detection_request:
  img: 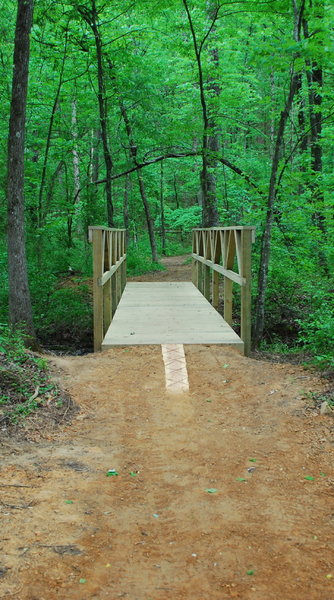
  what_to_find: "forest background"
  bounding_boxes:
[1,0,333,369]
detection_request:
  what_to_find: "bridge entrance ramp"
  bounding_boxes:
[102,282,243,351]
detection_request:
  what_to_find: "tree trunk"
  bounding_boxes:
[78,1,114,227]
[160,161,166,256]
[302,9,326,239]
[71,98,81,206]
[7,0,36,344]
[119,97,158,262]
[123,173,131,245]
[182,0,220,227]
[38,29,68,227]
[253,70,300,348]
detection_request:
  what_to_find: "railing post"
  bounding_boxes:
[224,278,233,326]
[89,226,127,352]
[212,270,219,309]
[240,229,252,356]
[91,228,103,352]
[203,265,210,301]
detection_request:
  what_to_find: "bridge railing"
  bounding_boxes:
[192,227,255,355]
[89,226,127,351]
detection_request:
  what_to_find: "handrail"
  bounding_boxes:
[192,227,255,355]
[89,226,127,351]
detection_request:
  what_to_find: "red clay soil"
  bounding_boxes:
[0,257,333,600]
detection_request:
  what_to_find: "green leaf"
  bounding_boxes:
[129,472,137,477]
[79,578,86,584]
[64,500,74,504]
[247,570,255,576]
[249,458,257,463]
[205,488,217,493]
[304,476,314,481]
[236,477,246,482]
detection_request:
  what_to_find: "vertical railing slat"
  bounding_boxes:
[191,226,255,355]
[89,226,127,351]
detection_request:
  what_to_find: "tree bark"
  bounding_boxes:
[160,161,166,256]
[253,70,300,348]
[7,0,36,343]
[182,0,220,227]
[78,1,115,227]
[302,5,326,239]
[119,97,159,262]
[71,98,81,206]
[37,29,68,227]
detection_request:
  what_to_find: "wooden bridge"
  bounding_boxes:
[88,226,255,356]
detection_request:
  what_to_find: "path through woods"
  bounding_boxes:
[0,257,333,600]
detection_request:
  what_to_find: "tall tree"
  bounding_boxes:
[182,0,220,226]
[77,0,115,227]
[7,0,36,343]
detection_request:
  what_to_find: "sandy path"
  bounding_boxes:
[1,256,333,599]
[0,344,333,600]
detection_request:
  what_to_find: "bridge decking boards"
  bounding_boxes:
[102,282,244,351]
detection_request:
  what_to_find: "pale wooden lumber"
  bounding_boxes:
[191,226,255,356]
[89,226,127,351]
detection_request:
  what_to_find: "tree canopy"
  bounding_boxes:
[1,0,333,363]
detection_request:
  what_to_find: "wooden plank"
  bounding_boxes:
[193,226,256,232]
[203,264,211,301]
[91,228,103,352]
[192,254,245,286]
[99,256,126,286]
[240,229,252,356]
[102,282,244,351]
[224,278,233,326]
[212,270,220,309]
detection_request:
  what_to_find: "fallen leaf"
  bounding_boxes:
[106,470,119,477]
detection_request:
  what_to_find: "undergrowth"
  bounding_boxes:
[0,325,75,429]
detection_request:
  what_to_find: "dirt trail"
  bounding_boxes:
[0,257,333,600]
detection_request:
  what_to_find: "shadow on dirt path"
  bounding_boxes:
[1,343,333,599]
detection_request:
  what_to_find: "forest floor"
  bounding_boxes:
[1,256,333,600]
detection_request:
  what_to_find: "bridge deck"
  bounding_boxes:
[102,282,244,351]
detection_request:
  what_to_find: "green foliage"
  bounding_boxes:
[0,324,64,423]
[162,206,202,232]
[297,294,334,370]
[1,0,333,362]
[126,237,165,276]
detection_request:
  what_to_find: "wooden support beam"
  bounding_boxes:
[240,228,252,356]
[192,254,245,286]
[191,226,255,356]
[89,226,127,351]
[203,264,211,301]
[212,270,219,309]
[91,228,104,352]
